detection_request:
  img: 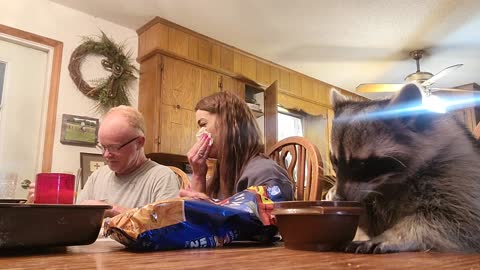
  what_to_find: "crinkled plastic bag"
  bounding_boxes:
[105,186,282,251]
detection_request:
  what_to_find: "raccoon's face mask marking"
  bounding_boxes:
[330,147,408,202]
[330,119,410,202]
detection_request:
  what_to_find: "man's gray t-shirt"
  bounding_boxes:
[235,156,294,200]
[76,159,180,208]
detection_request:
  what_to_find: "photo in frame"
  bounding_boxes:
[60,114,99,146]
[80,152,105,189]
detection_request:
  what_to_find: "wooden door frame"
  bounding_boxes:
[0,24,63,172]
[264,81,278,151]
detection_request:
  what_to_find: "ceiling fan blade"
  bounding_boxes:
[356,83,405,93]
[422,64,463,86]
[430,87,478,93]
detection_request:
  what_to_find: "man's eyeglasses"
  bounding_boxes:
[96,136,140,154]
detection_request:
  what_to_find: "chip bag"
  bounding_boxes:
[105,186,282,251]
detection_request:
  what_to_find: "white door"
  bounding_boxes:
[0,38,49,198]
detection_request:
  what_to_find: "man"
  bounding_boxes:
[30,106,180,217]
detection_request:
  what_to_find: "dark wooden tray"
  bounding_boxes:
[0,199,27,204]
[0,203,111,249]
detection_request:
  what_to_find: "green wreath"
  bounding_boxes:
[68,32,138,112]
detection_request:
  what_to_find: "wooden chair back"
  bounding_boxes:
[267,136,324,201]
[473,122,480,140]
[168,166,191,189]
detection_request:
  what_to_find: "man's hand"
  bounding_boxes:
[78,200,129,218]
[26,183,35,203]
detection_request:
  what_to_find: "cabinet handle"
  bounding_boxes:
[176,104,181,109]
[218,77,224,90]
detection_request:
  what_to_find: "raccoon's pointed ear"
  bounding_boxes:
[330,88,347,108]
[388,83,434,131]
[388,83,424,108]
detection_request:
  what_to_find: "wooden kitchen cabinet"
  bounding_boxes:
[138,53,245,155]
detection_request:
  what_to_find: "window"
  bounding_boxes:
[278,107,304,140]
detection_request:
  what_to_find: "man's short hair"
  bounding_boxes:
[106,105,145,135]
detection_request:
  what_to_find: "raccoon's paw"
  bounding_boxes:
[345,240,402,254]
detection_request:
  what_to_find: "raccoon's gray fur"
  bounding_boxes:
[329,84,480,253]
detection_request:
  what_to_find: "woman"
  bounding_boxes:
[184,91,293,200]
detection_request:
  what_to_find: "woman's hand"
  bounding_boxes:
[187,134,211,192]
[179,188,210,201]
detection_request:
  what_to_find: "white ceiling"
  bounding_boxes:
[51,0,480,99]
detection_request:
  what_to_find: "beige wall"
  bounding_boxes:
[0,0,139,174]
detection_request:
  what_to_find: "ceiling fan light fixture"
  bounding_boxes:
[357,49,463,95]
[404,71,433,83]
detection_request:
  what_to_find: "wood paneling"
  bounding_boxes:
[279,69,290,91]
[270,66,280,86]
[222,75,245,99]
[137,17,367,108]
[198,38,212,65]
[317,81,331,105]
[256,60,270,85]
[241,55,256,80]
[301,77,314,101]
[211,44,221,68]
[289,72,302,97]
[233,51,242,74]
[278,91,327,117]
[141,23,169,57]
[188,35,199,61]
[138,55,162,153]
[220,47,234,72]
[168,28,189,57]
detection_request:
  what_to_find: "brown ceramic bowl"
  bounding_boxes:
[273,201,362,251]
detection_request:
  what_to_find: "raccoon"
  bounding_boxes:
[329,83,480,253]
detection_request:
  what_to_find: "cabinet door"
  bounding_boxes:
[221,75,245,99]
[158,104,197,155]
[161,57,203,110]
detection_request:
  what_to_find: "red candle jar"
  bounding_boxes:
[34,173,75,204]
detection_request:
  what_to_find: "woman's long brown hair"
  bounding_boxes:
[195,91,264,198]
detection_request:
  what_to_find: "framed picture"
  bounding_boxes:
[60,114,99,146]
[80,152,105,188]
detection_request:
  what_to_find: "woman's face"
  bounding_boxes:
[195,110,219,158]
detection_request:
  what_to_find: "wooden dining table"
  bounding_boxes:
[2,238,480,270]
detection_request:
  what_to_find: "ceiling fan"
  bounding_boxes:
[356,50,472,96]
